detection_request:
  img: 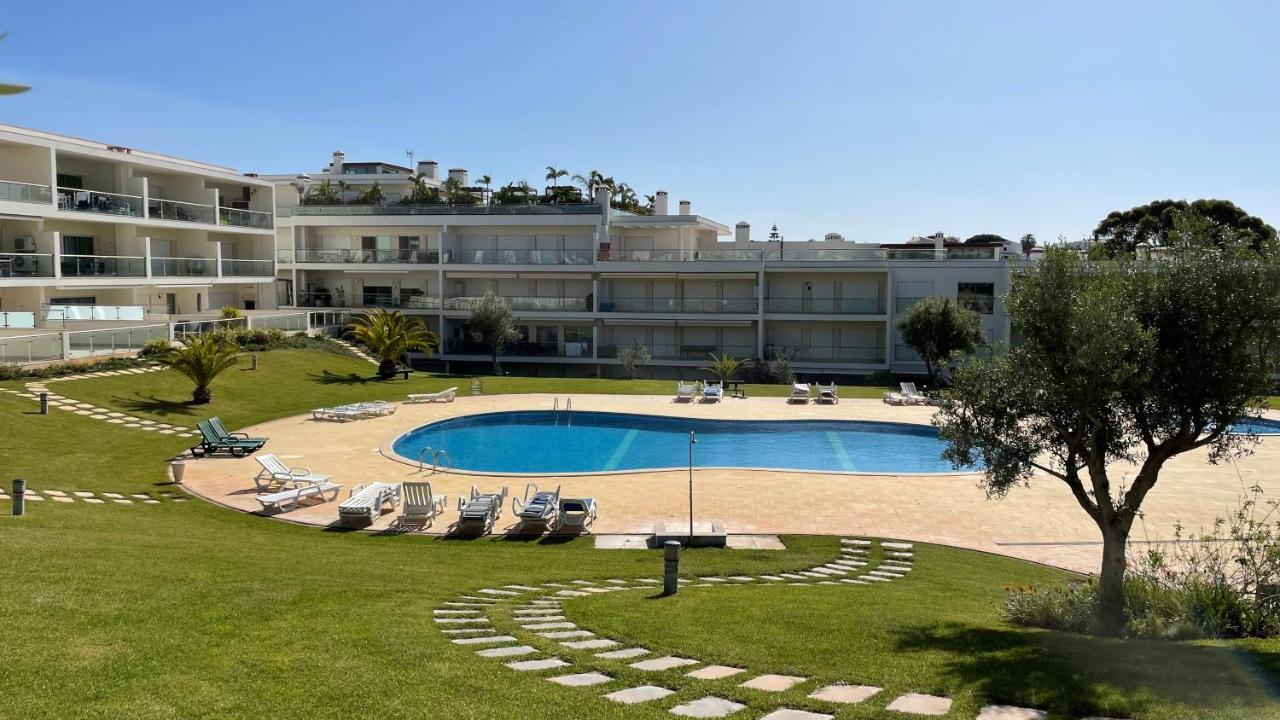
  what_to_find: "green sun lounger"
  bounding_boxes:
[208,417,268,445]
[191,419,266,457]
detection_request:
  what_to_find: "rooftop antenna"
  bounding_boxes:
[405,148,415,167]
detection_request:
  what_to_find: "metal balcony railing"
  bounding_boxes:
[598,297,758,313]
[148,197,216,224]
[443,296,590,312]
[218,206,273,229]
[57,187,142,217]
[0,179,53,204]
[765,297,885,314]
[60,254,146,278]
[151,257,216,277]
[220,259,274,277]
[446,248,594,265]
[0,252,54,278]
[290,248,440,264]
[598,343,757,361]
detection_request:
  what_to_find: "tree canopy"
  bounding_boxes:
[896,297,983,387]
[963,234,1009,245]
[934,234,1280,634]
[1093,198,1276,256]
[467,292,521,374]
[344,308,437,379]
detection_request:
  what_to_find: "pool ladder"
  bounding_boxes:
[417,446,453,474]
[552,397,573,426]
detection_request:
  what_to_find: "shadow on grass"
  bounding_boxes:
[892,621,1279,718]
[308,370,387,386]
[112,395,200,419]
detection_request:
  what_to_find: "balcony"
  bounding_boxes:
[598,297,758,313]
[218,206,273,229]
[770,346,886,364]
[57,187,142,217]
[220,259,274,277]
[287,248,439,264]
[601,249,763,262]
[599,343,756,361]
[0,179,52,205]
[446,248,593,265]
[0,252,54,278]
[148,197,215,225]
[294,292,440,311]
[444,296,589,312]
[765,297,885,314]
[152,256,216,278]
[286,202,602,217]
[60,254,146,278]
[444,338,594,358]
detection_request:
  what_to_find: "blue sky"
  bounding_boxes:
[1,1,1276,244]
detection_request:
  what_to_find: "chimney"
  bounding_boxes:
[933,232,946,260]
[679,200,692,216]
[654,190,669,215]
[448,168,468,185]
[331,151,345,175]
[735,222,750,245]
[417,160,438,180]
[595,186,612,212]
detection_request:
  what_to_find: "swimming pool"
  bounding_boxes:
[390,411,976,475]
[1230,417,1280,435]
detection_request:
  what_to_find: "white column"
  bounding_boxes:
[49,230,62,279]
[211,189,221,226]
[215,241,224,278]
[143,236,153,279]
[47,146,58,208]
[141,177,150,219]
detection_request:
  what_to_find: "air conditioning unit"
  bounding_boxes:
[13,236,35,252]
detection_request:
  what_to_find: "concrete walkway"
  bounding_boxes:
[177,393,1280,575]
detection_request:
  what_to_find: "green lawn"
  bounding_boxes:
[2,348,1279,719]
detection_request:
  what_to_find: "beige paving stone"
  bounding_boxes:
[51,496,74,503]
[758,711,832,720]
[809,685,882,704]
[631,656,699,671]
[686,665,747,680]
[596,647,650,659]
[451,635,515,646]
[885,693,952,716]
[561,638,617,650]
[605,685,675,704]
[669,696,745,718]
[83,498,105,504]
[476,645,537,658]
[548,672,612,687]
[740,674,807,692]
[506,657,569,672]
[976,706,1049,720]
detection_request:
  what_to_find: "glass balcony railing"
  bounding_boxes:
[0,333,63,364]
[600,249,763,262]
[148,197,216,224]
[60,255,146,278]
[598,297,758,313]
[773,346,886,363]
[287,203,602,217]
[0,252,54,278]
[290,248,440,264]
[66,324,169,357]
[444,296,590,312]
[220,259,274,277]
[294,292,440,310]
[444,338,594,357]
[446,248,594,265]
[0,311,36,329]
[0,179,53,204]
[218,206,273,229]
[598,343,757,361]
[765,297,885,314]
[57,187,142,217]
[151,257,216,277]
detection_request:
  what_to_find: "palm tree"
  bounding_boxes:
[572,170,604,196]
[344,308,438,379]
[545,166,568,188]
[467,292,521,374]
[477,174,492,204]
[163,334,240,404]
[700,352,750,383]
[337,180,349,203]
[0,34,29,95]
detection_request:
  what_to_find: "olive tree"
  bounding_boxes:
[897,297,983,387]
[934,229,1280,635]
[467,292,521,375]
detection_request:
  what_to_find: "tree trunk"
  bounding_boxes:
[192,386,212,404]
[491,346,501,375]
[923,357,936,388]
[1097,522,1130,636]
[376,359,397,379]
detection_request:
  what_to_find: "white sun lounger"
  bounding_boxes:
[790,382,811,403]
[399,481,448,527]
[311,407,363,422]
[816,382,838,404]
[457,485,509,533]
[554,497,598,533]
[338,482,402,526]
[675,381,697,402]
[901,382,930,405]
[513,483,560,527]
[256,482,341,512]
[253,453,331,492]
[701,381,724,402]
[406,387,457,404]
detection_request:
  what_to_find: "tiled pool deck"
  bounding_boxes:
[181,394,1280,575]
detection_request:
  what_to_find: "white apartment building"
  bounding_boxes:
[270,152,1013,379]
[0,124,281,364]
[0,126,1014,377]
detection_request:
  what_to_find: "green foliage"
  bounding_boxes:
[768,354,796,385]
[1020,233,1037,256]
[466,292,521,374]
[161,333,241,404]
[354,181,384,205]
[305,179,338,205]
[1004,582,1098,633]
[935,242,1280,633]
[1093,198,1277,255]
[219,306,243,319]
[617,342,650,380]
[344,308,437,378]
[964,233,1009,245]
[896,297,983,386]
[138,338,172,359]
[493,181,534,205]
[0,355,155,381]
[701,352,750,382]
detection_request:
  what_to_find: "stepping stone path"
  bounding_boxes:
[17,366,202,439]
[421,538,1052,720]
[0,487,185,508]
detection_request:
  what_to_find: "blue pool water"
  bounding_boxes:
[392,411,974,474]
[1231,417,1280,435]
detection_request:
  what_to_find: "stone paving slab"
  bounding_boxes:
[605,685,675,704]
[52,496,74,503]
[885,693,953,716]
[631,656,699,671]
[476,645,538,658]
[522,621,576,631]
[669,696,746,718]
[808,684,882,704]
[561,638,618,650]
[686,665,746,680]
[548,671,612,687]
[538,630,594,639]
[740,674,807,692]
[452,635,517,646]
[596,647,650,659]
[84,498,105,504]
[976,706,1049,720]
[506,657,569,672]
[758,710,833,720]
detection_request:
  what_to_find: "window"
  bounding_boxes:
[62,235,94,255]
[56,173,83,190]
[50,296,96,305]
[362,285,393,306]
[958,282,995,315]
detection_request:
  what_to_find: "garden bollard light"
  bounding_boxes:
[39,392,47,414]
[12,478,25,516]
[663,540,681,596]
[251,353,258,370]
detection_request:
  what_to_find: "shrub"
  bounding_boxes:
[220,306,244,319]
[1004,582,1097,634]
[767,355,796,385]
[138,338,172,359]
[617,342,650,380]
[0,356,156,381]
